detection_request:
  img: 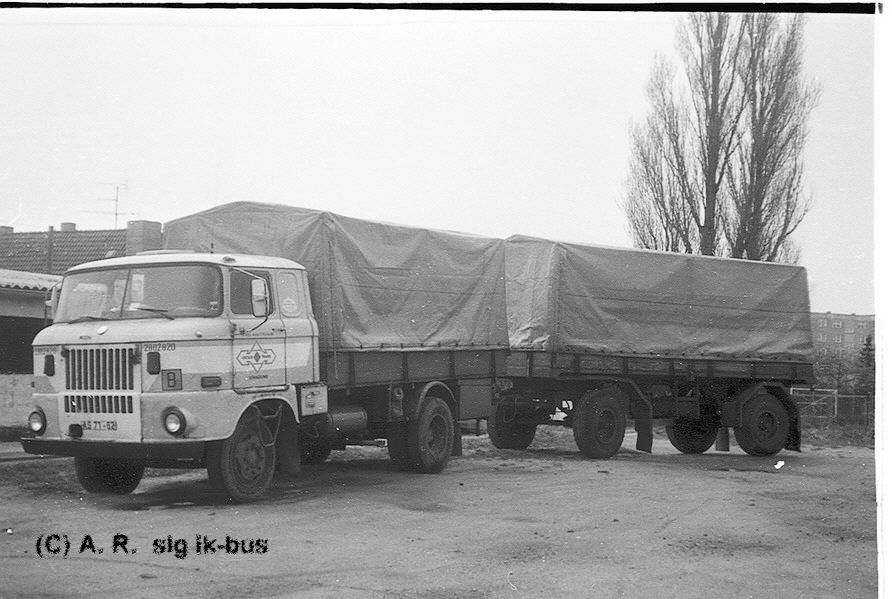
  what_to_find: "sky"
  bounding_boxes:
[0,7,877,314]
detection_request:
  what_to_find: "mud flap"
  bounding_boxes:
[785,422,801,452]
[451,422,463,457]
[715,427,730,452]
[275,409,301,475]
[631,397,653,453]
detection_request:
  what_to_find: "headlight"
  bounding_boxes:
[28,410,47,435]
[162,408,186,436]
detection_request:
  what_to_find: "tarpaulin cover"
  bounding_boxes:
[506,235,814,362]
[163,202,508,351]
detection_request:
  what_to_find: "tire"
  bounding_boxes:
[572,388,627,459]
[299,438,332,465]
[487,401,537,450]
[406,396,454,474]
[75,457,145,494]
[207,409,276,502]
[734,393,790,456]
[667,419,718,454]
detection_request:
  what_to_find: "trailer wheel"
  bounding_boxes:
[572,388,626,459]
[75,457,144,494]
[488,401,537,450]
[734,393,790,456]
[406,396,454,473]
[207,409,276,502]
[667,419,718,454]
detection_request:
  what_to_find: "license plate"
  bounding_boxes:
[81,420,118,432]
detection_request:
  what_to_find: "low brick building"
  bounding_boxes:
[0,220,162,373]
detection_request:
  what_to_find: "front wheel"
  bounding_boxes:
[207,409,276,502]
[734,393,790,456]
[667,418,719,454]
[406,396,454,474]
[572,388,627,459]
[75,457,145,494]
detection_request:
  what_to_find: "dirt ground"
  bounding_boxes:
[0,427,877,599]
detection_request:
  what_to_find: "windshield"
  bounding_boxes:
[55,264,223,323]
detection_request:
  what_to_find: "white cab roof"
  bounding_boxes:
[66,252,305,273]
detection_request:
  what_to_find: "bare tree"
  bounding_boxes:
[623,14,745,256]
[622,60,696,253]
[623,13,817,263]
[725,14,820,262]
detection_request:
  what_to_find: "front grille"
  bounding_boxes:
[63,394,134,414]
[65,348,136,391]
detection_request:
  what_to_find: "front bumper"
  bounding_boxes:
[20,438,206,460]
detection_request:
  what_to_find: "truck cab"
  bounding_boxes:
[22,252,325,501]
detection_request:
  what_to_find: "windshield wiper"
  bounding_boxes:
[134,306,175,320]
[66,315,105,324]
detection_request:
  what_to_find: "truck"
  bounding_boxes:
[22,203,507,502]
[487,235,814,459]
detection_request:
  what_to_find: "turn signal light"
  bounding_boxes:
[201,376,222,388]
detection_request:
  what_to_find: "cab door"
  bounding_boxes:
[274,269,318,384]
[229,268,286,390]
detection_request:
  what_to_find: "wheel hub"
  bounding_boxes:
[756,411,779,439]
[234,431,265,480]
[424,415,448,454]
[596,409,616,441]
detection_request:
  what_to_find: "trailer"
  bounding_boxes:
[22,203,506,501]
[488,235,814,458]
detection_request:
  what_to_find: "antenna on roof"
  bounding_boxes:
[84,182,135,228]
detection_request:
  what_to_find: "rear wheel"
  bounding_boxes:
[406,396,454,473]
[667,418,718,454]
[488,400,537,450]
[734,393,790,456]
[572,388,626,459]
[207,408,276,502]
[75,457,144,494]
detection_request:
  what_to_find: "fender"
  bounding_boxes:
[722,383,800,452]
[403,381,456,422]
[220,394,297,442]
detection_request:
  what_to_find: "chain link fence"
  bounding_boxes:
[791,388,874,429]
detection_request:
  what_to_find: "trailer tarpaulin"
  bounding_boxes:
[506,235,814,362]
[163,202,508,352]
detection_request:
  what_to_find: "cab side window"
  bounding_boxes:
[231,270,274,316]
[276,271,305,318]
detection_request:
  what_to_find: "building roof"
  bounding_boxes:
[0,269,62,291]
[0,229,126,275]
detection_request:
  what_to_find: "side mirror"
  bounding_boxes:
[250,278,269,317]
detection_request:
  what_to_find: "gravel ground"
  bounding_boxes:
[0,427,878,598]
